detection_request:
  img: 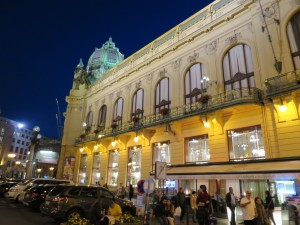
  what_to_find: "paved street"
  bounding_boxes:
[0,197,59,225]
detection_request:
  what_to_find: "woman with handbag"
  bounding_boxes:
[255,197,270,225]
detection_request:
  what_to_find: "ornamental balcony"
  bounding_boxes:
[75,87,262,144]
[265,70,300,97]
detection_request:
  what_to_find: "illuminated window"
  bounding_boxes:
[107,150,120,186]
[127,146,142,187]
[97,105,107,131]
[228,125,265,161]
[185,135,210,163]
[112,98,124,128]
[287,12,300,69]
[132,89,144,120]
[152,141,170,170]
[185,63,207,104]
[155,78,171,114]
[91,152,101,185]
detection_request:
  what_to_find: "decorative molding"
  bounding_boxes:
[159,68,168,78]
[95,100,99,108]
[101,98,106,105]
[189,52,199,63]
[225,33,242,46]
[205,40,218,55]
[135,80,141,89]
[172,59,181,70]
[146,73,153,82]
[237,0,247,5]
[109,93,114,99]
[116,91,122,98]
[126,83,132,92]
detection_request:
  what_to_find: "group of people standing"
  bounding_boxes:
[226,187,276,225]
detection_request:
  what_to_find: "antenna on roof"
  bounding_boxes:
[56,98,63,140]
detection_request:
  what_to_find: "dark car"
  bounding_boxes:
[0,182,19,196]
[23,184,56,209]
[40,184,136,222]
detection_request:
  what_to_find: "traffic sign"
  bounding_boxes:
[137,179,145,194]
[143,177,155,194]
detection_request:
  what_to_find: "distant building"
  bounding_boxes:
[0,116,60,178]
[58,0,300,216]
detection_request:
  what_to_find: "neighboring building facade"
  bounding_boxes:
[57,0,300,211]
[0,116,60,178]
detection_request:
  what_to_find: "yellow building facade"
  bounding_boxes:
[57,0,300,207]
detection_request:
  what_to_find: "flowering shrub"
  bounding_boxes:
[65,217,92,225]
[122,213,141,223]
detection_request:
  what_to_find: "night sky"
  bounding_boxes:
[0,0,212,139]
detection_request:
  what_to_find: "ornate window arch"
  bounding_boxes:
[112,98,124,127]
[97,105,107,131]
[185,63,207,104]
[155,77,171,114]
[287,11,300,69]
[132,89,144,120]
[85,111,93,133]
[223,44,255,91]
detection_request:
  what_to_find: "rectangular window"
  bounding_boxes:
[107,150,120,187]
[127,146,142,187]
[91,152,101,185]
[15,147,19,153]
[185,134,210,163]
[228,125,265,161]
[78,154,87,184]
[152,141,170,170]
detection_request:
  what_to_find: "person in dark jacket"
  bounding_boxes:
[196,185,211,225]
[265,190,276,225]
[155,196,169,225]
[129,184,134,201]
[226,187,236,225]
[177,187,186,222]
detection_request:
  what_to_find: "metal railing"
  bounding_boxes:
[265,70,300,96]
[75,88,262,144]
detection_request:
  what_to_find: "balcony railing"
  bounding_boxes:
[75,88,262,144]
[265,70,300,96]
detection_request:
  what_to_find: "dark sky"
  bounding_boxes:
[0,0,212,139]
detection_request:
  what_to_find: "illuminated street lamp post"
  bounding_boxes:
[7,153,16,178]
[15,161,21,178]
[37,168,42,178]
[25,126,41,179]
[49,167,54,178]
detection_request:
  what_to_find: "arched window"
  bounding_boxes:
[185,63,207,104]
[85,111,93,133]
[112,98,124,127]
[223,44,255,91]
[132,89,144,120]
[97,105,107,131]
[287,12,300,69]
[155,78,171,114]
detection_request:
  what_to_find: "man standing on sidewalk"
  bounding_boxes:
[240,190,257,225]
[226,187,236,225]
[177,187,186,223]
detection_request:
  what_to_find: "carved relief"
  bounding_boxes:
[101,98,106,105]
[225,33,242,46]
[172,59,181,70]
[146,73,153,82]
[116,91,122,98]
[189,52,199,63]
[126,83,132,92]
[136,80,142,89]
[159,68,168,78]
[205,40,218,55]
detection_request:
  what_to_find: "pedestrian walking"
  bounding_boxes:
[129,184,134,201]
[265,190,276,225]
[177,187,186,222]
[226,187,237,225]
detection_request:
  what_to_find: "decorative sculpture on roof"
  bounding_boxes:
[73,58,89,89]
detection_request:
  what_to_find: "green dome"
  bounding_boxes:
[86,37,124,84]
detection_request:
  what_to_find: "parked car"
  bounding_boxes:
[0,178,24,184]
[6,178,73,202]
[40,184,136,222]
[22,184,56,209]
[0,181,19,196]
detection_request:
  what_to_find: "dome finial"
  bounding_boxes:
[77,58,84,68]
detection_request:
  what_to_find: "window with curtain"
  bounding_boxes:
[152,141,170,170]
[155,78,171,114]
[132,89,144,120]
[97,105,107,131]
[127,146,142,187]
[107,150,120,186]
[78,154,87,184]
[287,12,300,69]
[228,125,265,160]
[223,44,255,92]
[112,98,124,127]
[185,63,207,104]
[185,135,210,163]
[85,111,93,133]
[91,152,101,185]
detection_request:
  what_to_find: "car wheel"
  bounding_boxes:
[15,194,20,202]
[65,209,83,221]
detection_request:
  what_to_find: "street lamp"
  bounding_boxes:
[49,167,54,178]
[25,126,41,179]
[37,168,42,178]
[7,153,16,178]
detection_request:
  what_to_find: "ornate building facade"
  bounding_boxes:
[57,0,300,208]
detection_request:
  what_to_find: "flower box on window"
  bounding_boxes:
[159,108,169,115]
